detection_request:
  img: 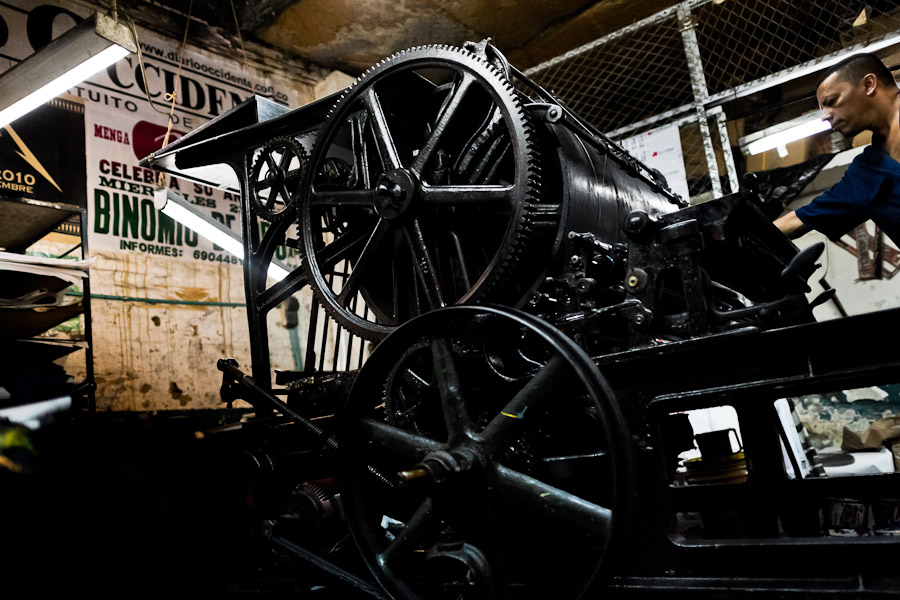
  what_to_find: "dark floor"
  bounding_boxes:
[0,409,376,599]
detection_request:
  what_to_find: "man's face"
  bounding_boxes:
[817,72,871,138]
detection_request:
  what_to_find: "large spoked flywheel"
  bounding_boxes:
[300,44,545,340]
[339,305,631,599]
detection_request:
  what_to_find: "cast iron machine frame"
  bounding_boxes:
[142,41,900,599]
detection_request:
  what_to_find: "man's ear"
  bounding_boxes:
[864,72,878,96]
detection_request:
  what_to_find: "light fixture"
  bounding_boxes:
[0,12,137,128]
[740,112,832,158]
[153,187,292,282]
[0,396,72,430]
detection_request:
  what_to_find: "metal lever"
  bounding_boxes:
[808,288,837,310]
[217,359,395,488]
[780,241,825,293]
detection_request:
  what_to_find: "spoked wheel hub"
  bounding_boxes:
[299,44,553,341]
[374,169,419,220]
[340,306,632,600]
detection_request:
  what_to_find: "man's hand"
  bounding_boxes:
[774,211,811,238]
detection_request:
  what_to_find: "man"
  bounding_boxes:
[774,53,900,245]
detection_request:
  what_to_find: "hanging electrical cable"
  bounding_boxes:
[116,0,195,187]
[228,0,248,68]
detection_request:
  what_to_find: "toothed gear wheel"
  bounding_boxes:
[339,306,632,600]
[250,137,308,220]
[300,43,549,340]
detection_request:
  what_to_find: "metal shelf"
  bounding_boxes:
[0,194,94,409]
[0,195,82,253]
[0,302,84,340]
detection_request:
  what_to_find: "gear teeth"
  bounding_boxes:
[309,288,385,342]
[249,137,309,222]
[301,42,558,340]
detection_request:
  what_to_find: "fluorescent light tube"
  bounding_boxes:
[745,118,832,156]
[160,199,245,257]
[0,396,72,430]
[0,45,129,127]
[154,187,292,282]
[0,12,137,128]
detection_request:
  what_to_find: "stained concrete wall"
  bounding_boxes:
[9,0,328,411]
[33,212,321,412]
[85,251,314,411]
[79,75,322,410]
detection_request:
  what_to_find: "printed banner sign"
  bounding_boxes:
[0,0,308,268]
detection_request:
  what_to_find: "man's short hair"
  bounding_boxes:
[816,53,897,89]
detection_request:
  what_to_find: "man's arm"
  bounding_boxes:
[774,211,811,239]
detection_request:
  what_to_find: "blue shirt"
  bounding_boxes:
[795,145,900,245]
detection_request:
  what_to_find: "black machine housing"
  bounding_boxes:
[142,41,900,599]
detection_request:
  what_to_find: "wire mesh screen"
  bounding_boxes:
[695,0,900,95]
[526,16,693,133]
[524,0,900,202]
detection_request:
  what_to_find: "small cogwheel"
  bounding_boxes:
[250,137,308,220]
